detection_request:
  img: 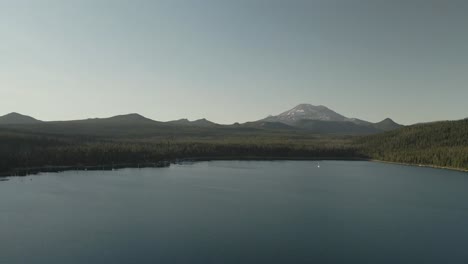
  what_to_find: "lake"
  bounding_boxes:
[1,161,468,263]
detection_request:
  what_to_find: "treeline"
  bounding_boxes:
[356,119,468,170]
[1,119,467,175]
[0,132,361,175]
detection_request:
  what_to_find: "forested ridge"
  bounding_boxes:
[355,119,468,170]
[0,119,467,175]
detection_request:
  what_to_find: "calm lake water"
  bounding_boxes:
[1,161,468,264]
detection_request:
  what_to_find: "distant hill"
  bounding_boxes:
[70,113,159,125]
[0,113,288,138]
[0,106,402,136]
[0,112,42,125]
[260,104,402,134]
[166,118,192,126]
[0,113,168,137]
[166,118,219,127]
[372,118,402,131]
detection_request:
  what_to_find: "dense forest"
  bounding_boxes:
[355,119,468,170]
[0,119,467,176]
[0,127,361,176]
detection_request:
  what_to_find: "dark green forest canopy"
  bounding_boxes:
[1,119,467,175]
[354,119,468,170]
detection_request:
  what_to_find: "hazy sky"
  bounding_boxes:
[1,0,467,124]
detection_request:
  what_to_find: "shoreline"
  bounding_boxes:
[1,157,466,178]
[0,156,364,177]
[370,159,468,173]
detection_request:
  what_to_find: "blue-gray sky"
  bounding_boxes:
[1,0,467,124]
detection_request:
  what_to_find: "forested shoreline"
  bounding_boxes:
[0,135,362,176]
[1,119,467,176]
[355,119,468,171]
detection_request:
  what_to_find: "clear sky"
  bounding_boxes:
[1,0,467,125]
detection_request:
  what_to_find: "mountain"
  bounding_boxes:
[260,104,402,134]
[263,104,349,125]
[0,112,42,125]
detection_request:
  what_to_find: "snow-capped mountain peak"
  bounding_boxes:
[264,104,350,125]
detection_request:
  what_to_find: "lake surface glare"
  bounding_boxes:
[1,161,468,264]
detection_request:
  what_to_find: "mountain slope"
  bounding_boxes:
[295,120,381,135]
[0,112,42,125]
[241,121,296,130]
